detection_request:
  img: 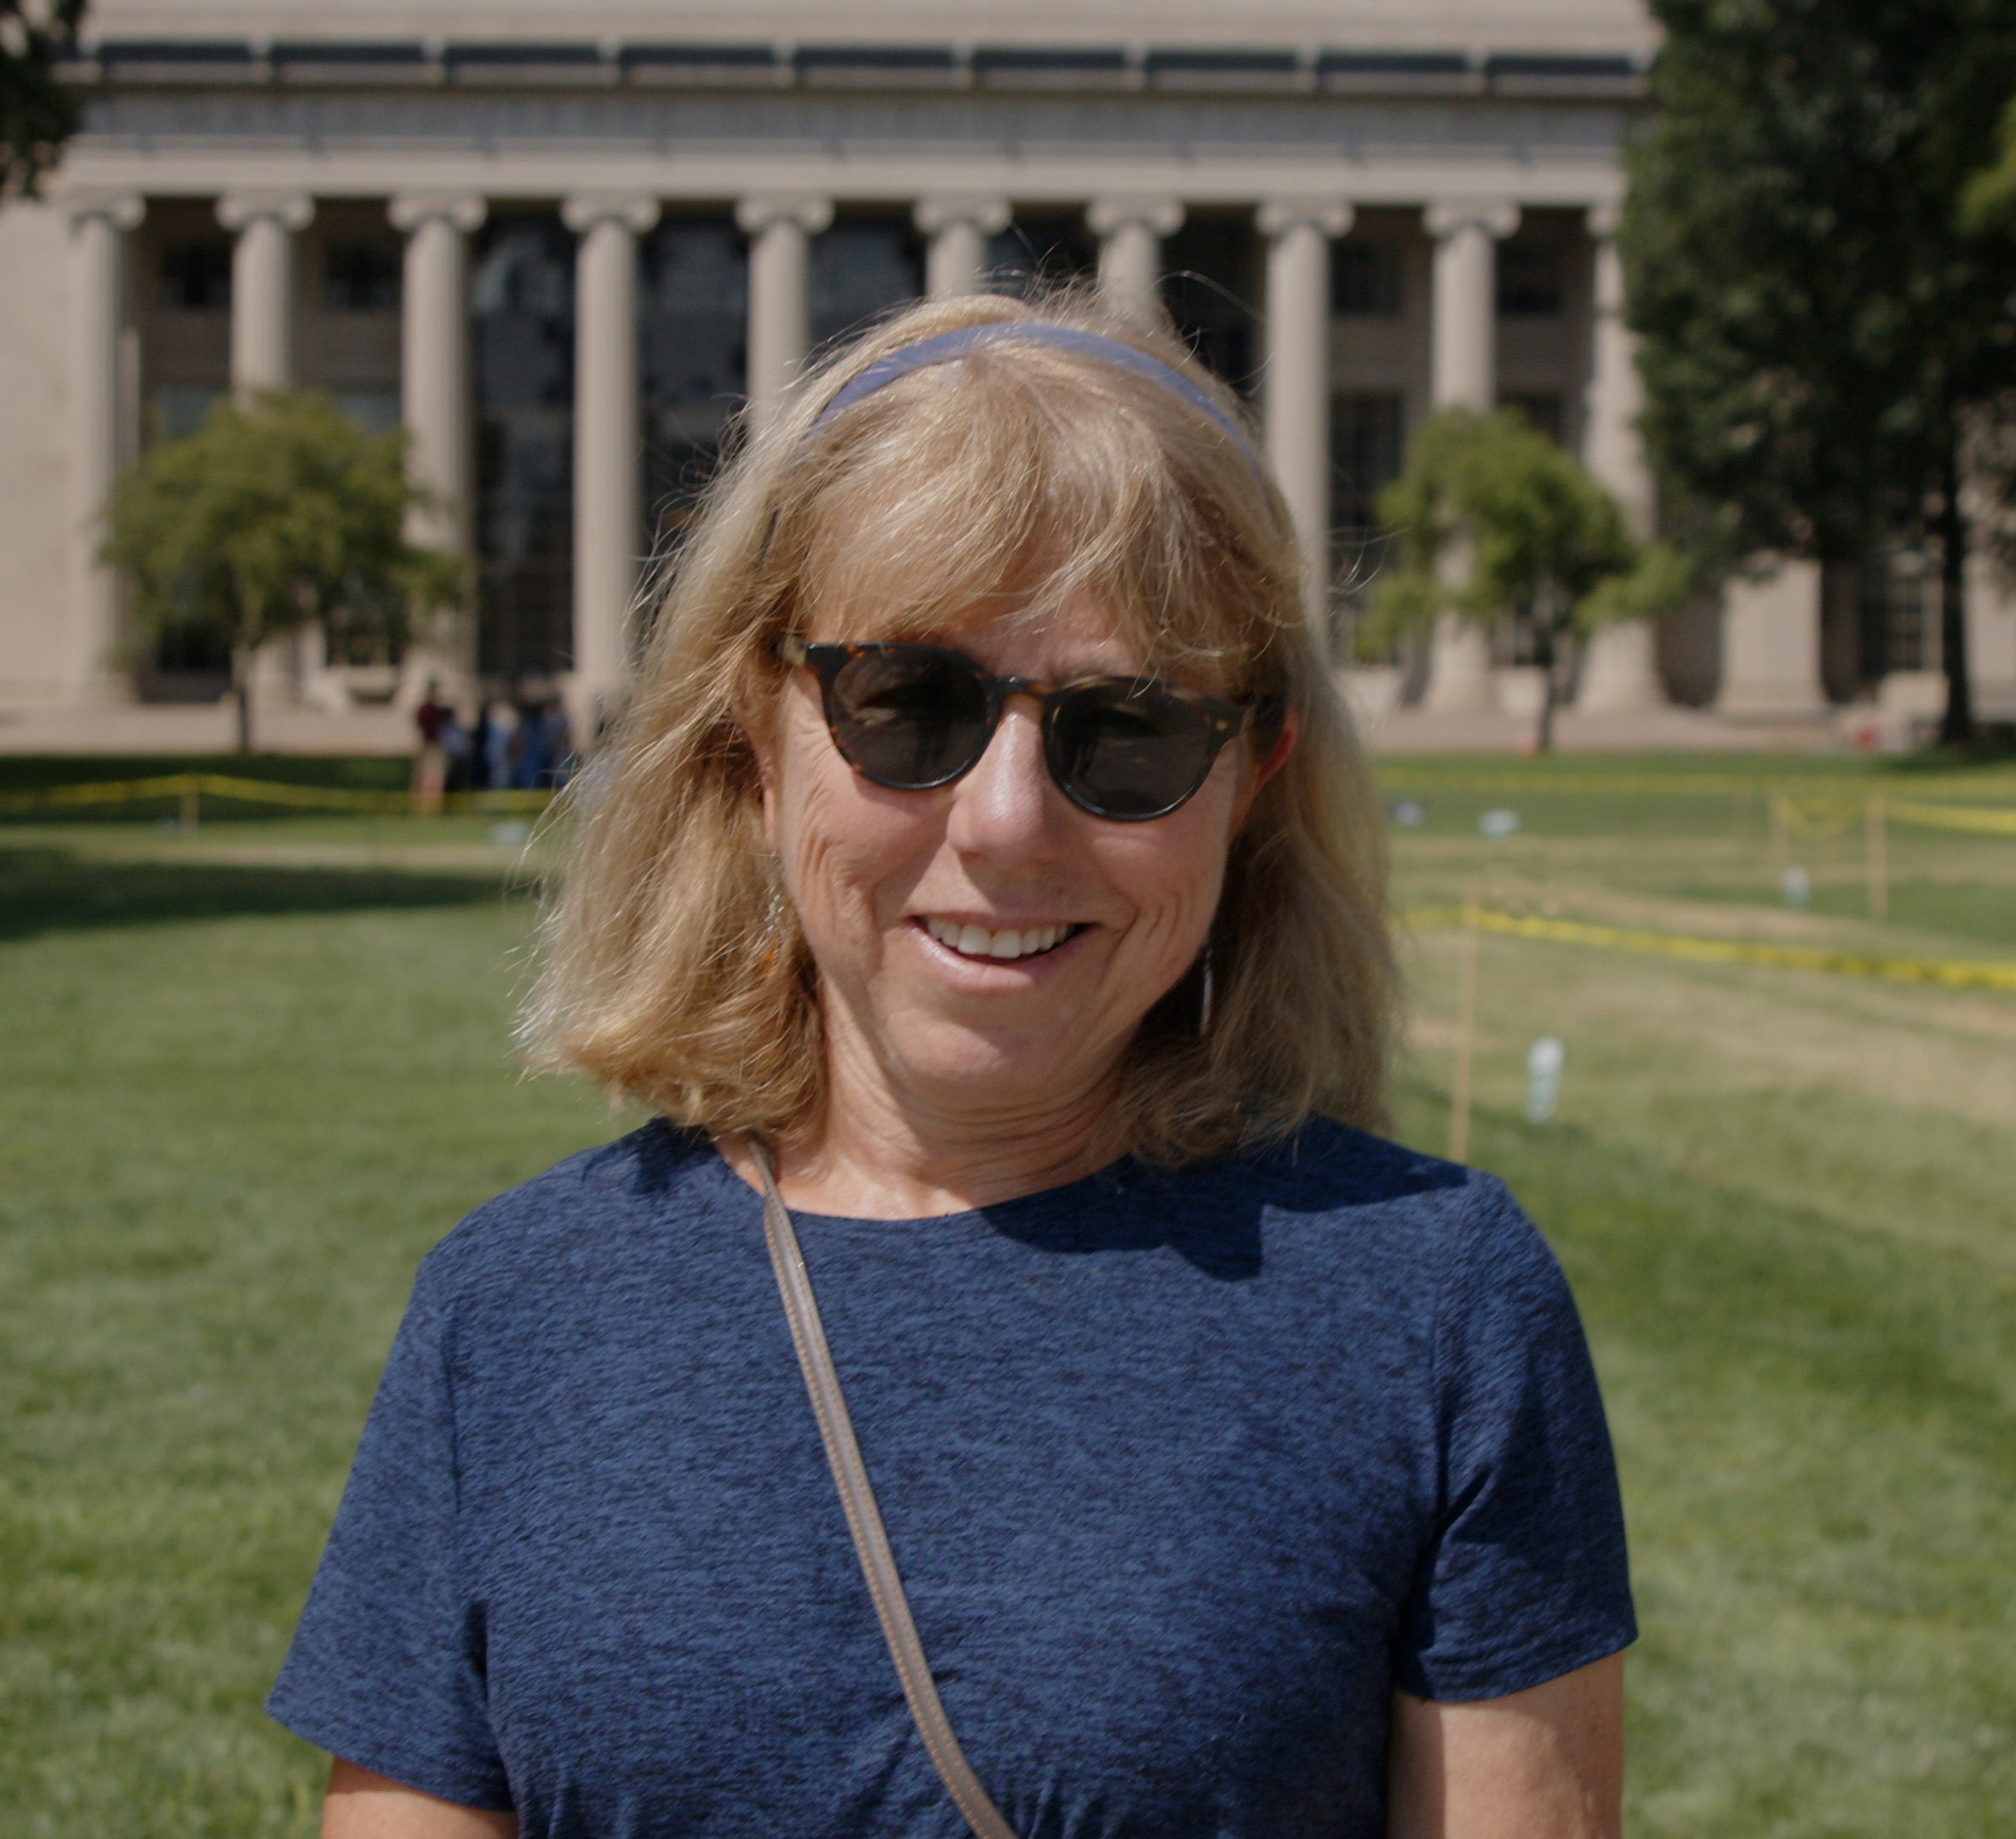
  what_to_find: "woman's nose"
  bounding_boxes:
[943,699,1059,860]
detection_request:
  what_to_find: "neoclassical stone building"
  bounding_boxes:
[5,0,2007,726]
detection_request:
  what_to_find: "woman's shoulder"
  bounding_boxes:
[412,1120,726,1304]
[1173,1116,1552,1281]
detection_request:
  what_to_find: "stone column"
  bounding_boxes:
[1423,199,1519,712]
[216,192,314,392]
[64,192,145,703]
[1425,198,1518,411]
[1260,200,1354,646]
[564,193,662,725]
[916,197,1011,299]
[388,192,486,702]
[1089,198,1185,324]
[1718,559,1827,716]
[736,195,834,430]
[1577,202,1667,713]
[389,193,485,555]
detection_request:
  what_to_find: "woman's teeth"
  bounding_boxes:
[925,919,1073,960]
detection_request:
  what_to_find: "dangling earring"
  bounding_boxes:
[758,881,787,973]
[1197,931,1216,1038]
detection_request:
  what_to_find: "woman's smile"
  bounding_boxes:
[916,917,1081,961]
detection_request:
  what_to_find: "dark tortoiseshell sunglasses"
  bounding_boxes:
[781,637,1267,822]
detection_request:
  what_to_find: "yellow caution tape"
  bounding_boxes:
[1405,906,2016,994]
[1376,765,2016,805]
[1881,798,2016,837]
[1776,794,1864,840]
[0,772,553,817]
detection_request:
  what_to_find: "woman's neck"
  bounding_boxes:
[721,1044,1130,1220]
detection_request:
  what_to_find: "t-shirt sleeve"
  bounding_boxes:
[266,1260,513,1809]
[1395,1176,1636,1702]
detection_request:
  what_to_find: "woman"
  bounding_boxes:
[272,292,1633,1838]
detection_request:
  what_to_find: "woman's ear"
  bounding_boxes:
[731,675,783,851]
[1232,710,1298,832]
[1252,712,1298,793]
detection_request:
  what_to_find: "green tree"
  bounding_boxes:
[1959,92,2016,234]
[102,390,465,752]
[1368,407,1665,752]
[1622,1,2016,743]
[2,0,85,200]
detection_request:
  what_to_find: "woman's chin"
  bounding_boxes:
[881,1026,1119,1125]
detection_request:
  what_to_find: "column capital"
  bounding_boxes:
[1584,200,1624,241]
[914,195,1011,237]
[1087,196,1185,238]
[1257,198,1354,239]
[561,193,662,236]
[216,192,315,233]
[60,189,146,232]
[1424,198,1521,241]
[389,192,487,235]
[735,194,834,238]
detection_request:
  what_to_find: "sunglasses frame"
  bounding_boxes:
[779,636,1261,822]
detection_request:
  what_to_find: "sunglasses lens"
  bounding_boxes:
[828,650,993,788]
[1048,683,1215,819]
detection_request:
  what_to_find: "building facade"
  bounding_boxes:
[6,0,2010,727]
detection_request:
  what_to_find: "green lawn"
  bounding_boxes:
[2,759,2013,1832]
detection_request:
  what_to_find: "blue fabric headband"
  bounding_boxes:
[808,322,1262,473]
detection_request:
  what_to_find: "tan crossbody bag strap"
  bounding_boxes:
[747,1140,1021,1839]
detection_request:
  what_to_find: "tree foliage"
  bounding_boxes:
[102,391,465,750]
[1620,0,2016,741]
[1959,92,2016,235]
[1368,408,1664,749]
[1,0,84,201]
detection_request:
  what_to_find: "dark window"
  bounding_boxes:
[1332,393,1407,541]
[1332,393,1408,655]
[471,215,576,685]
[151,386,224,441]
[160,242,232,310]
[1862,544,1941,675]
[810,220,923,350]
[984,215,1097,294]
[1332,243,1403,317]
[324,240,400,312]
[639,219,749,563]
[1160,216,1261,395]
[1502,392,1565,444]
[1497,244,1564,317]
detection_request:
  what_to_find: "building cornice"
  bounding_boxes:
[60,36,1649,103]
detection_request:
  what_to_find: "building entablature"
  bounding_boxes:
[60,36,1648,103]
[58,85,1631,214]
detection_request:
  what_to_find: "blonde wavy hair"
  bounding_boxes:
[522,287,1396,1165]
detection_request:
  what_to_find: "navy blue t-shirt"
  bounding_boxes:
[269,1119,1633,1837]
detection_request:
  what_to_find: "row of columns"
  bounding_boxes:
[62,186,1668,719]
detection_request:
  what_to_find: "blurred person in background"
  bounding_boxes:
[478,694,518,793]
[409,680,452,814]
[272,292,1633,1839]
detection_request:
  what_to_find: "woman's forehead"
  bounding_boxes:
[812,598,1149,676]
[799,575,1246,684]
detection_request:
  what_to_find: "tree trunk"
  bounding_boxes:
[1938,440,1974,747]
[1534,618,1559,753]
[230,640,254,754]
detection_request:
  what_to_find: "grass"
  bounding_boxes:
[2,757,2013,1832]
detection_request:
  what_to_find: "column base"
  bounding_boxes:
[1716,560,1826,717]
[1421,614,1497,713]
[64,671,139,709]
[1576,619,1668,712]
[1334,665,1405,730]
